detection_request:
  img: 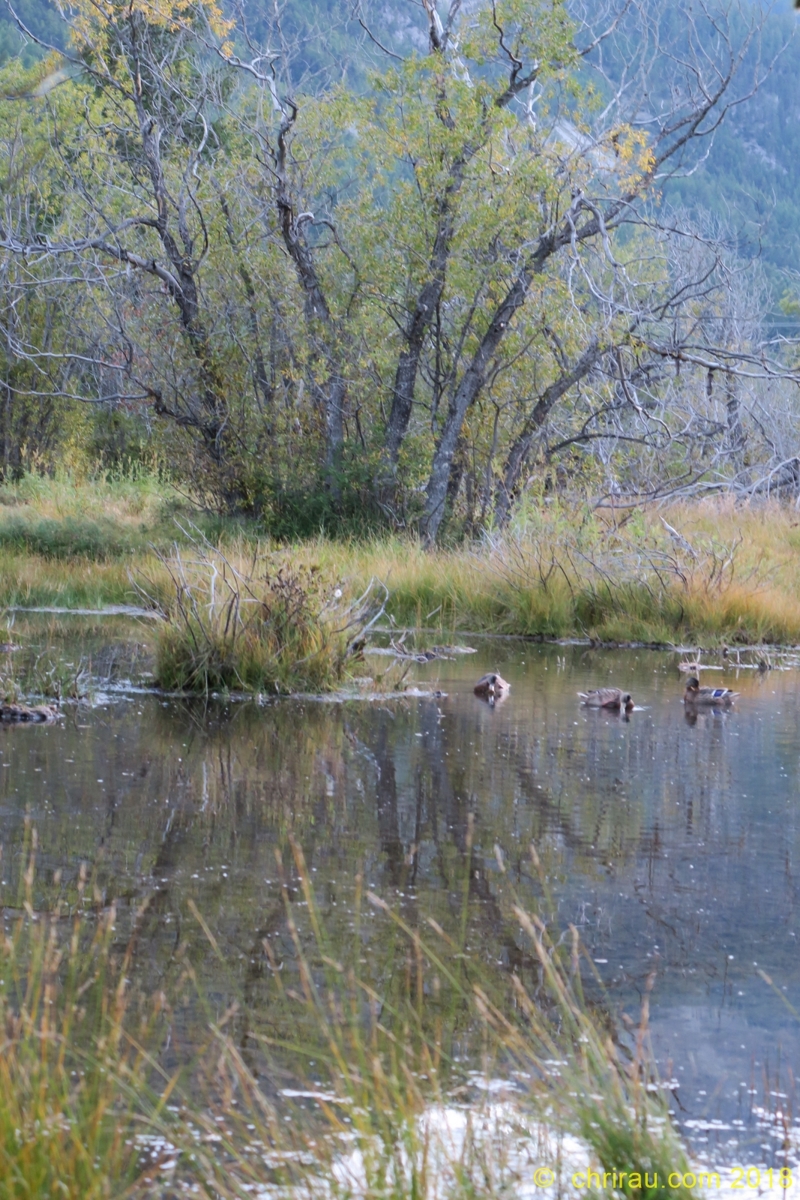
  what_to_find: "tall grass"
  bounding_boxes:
[0,834,176,1200]
[0,514,141,561]
[1,470,800,644]
[0,826,709,1200]
[312,497,800,644]
[0,470,260,565]
[0,469,167,528]
[144,536,386,693]
[177,836,703,1200]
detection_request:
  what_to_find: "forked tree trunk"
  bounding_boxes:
[421,265,534,545]
[495,340,604,527]
[274,103,346,500]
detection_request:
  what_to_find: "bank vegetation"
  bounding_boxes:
[0,475,797,652]
[0,834,702,1200]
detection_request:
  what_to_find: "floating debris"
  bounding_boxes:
[6,604,163,619]
[0,702,62,723]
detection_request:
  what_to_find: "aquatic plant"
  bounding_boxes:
[0,821,710,1200]
[327,499,800,645]
[0,641,95,705]
[0,835,176,1200]
[2,469,800,644]
[179,838,703,1200]
[142,532,387,694]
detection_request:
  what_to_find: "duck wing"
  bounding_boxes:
[688,685,740,703]
[578,688,623,707]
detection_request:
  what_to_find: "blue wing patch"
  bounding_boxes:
[711,688,727,698]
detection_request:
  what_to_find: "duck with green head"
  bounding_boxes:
[683,677,739,705]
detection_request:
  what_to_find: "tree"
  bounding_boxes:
[0,0,796,535]
[225,0,787,540]
[1,0,263,501]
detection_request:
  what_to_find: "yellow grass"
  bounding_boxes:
[0,469,167,527]
[0,835,175,1200]
[0,476,799,644]
[0,552,149,608]
[311,498,800,644]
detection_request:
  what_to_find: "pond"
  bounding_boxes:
[2,622,798,1170]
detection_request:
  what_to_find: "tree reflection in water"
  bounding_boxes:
[0,641,797,1156]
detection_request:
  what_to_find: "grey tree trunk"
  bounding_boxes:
[421,264,534,545]
[129,87,235,489]
[495,341,604,527]
[373,30,553,509]
[419,199,604,544]
[725,371,750,485]
[274,103,346,498]
[375,163,466,504]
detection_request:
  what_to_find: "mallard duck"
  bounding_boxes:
[0,702,61,724]
[683,677,738,705]
[474,673,510,702]
[578,688,634,712]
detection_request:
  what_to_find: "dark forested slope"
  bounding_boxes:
[664,2,800,296]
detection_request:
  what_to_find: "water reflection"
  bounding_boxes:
[0,638,797,1159]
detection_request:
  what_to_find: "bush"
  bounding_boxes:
[144,537,386,694]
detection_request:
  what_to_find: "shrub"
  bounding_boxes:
[143,535,386,694]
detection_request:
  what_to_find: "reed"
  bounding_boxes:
[0,827,708,1200]
[2,470,800,644]
[0,833,176,1200]
[144,534,386,694]
[322,498,800,644]
[179,837,702,1200]
[0,550,149,609]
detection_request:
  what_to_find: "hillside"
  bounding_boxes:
[665,2,800,311]
[4,0,798,293]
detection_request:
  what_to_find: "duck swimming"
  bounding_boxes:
[474,673,510,702]
[683,677,738,705]
[578,688,634,712]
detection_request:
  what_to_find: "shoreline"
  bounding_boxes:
[1,480,800,649]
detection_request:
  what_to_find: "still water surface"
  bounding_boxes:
[2,630,799,1163]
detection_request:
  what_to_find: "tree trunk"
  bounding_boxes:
[495,340,604,527]
[217,191,274,423]
[131,87,234,482]
[274,105,346,499]
[374,165,465,505]
[421,265,534,545]
[372,31,546,508]
[725,371,750,485]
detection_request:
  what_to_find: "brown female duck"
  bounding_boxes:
[578,687,634,712]
[473,673,510,702]
[0,702,61,723]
